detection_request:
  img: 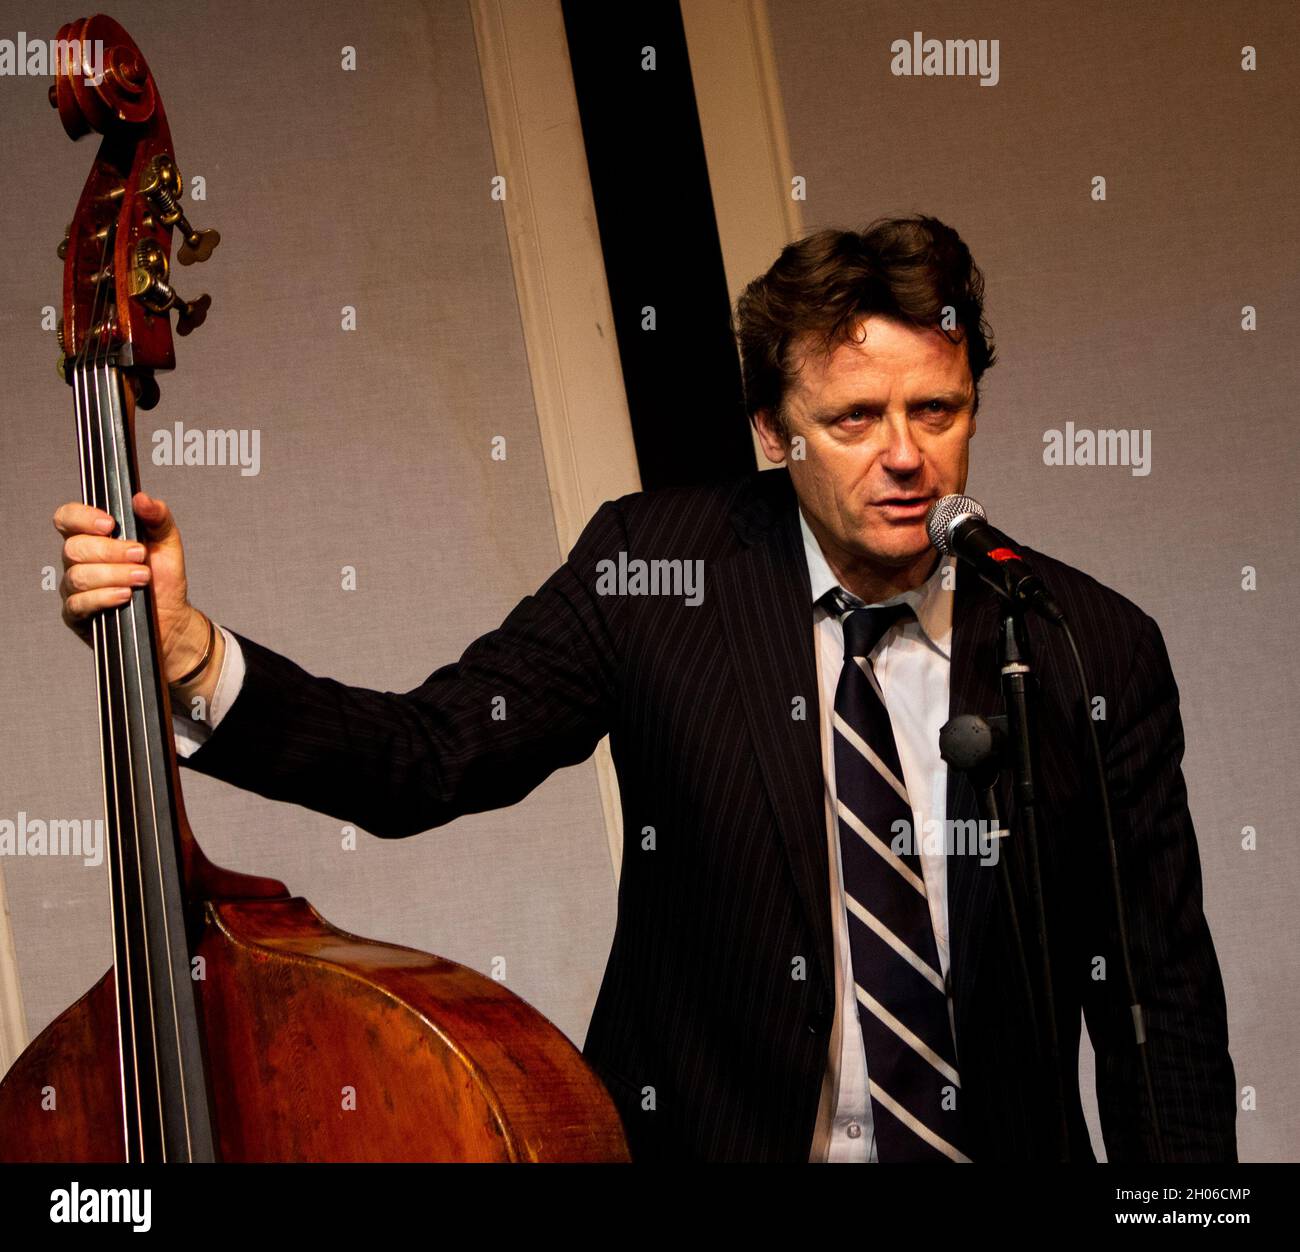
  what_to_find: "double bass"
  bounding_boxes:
[0,14,629,1163]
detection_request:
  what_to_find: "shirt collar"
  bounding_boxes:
[798,504,954,660]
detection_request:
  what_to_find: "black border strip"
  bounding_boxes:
[561,0,757,492]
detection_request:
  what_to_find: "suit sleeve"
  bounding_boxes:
[179,499,629,838]
[1081,611,1237,1162]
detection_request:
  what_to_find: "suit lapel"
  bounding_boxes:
[714,470,835,987]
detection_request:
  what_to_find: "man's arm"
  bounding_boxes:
[180,499,630,838]
[1080,611,1237,1162]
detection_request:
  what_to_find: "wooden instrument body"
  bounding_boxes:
[0,892,628,1162]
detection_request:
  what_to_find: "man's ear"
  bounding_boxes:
[752,407,789,465]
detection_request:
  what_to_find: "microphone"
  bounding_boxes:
[939,713,1008,791]
[925,494,1064,623]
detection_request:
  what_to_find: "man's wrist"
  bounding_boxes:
[166,606,210,684]
[172,611,216,687]
[169,608,224,706]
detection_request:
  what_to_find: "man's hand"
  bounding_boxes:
[53,491,224,707]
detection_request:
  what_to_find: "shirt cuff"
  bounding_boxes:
[172,626,246,758]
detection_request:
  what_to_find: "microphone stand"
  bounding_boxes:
[999,605,1070,1162]
[939,714,1041,1101]
[929,495,1166,1158]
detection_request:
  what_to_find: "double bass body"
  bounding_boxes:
[0,891,627,1162]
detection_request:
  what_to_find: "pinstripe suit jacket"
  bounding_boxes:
[182,466,1237,1162]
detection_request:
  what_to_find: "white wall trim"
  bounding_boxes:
[0,862,30,1077]
[470,0,641,881]
[681,0,805,469]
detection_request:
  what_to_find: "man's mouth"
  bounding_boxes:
[874,496,933,512]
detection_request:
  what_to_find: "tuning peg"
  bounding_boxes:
[139,154,220,265]
[132,372,162,410]
[131,272,212,335]
[177,227,220,266]
[129,251,212,337]
[175,293,211,336]
[61,224,108,260]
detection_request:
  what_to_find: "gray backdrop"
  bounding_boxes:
[766,0,1299,1161]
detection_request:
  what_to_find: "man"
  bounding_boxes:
[55,216,1236,1162]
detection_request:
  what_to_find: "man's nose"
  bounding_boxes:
[880,415,924,473]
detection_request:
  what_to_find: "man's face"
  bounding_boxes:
[755,314,977,589]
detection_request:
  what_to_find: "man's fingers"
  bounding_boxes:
[53,496,179,545]
[62,534,148,569]
[133,491,177,542]
[62,585,135,626]
[54,497,163,649]
[52,501,116,538]
[60,563,150,597]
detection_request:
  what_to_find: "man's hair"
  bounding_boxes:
[733,215,997,441]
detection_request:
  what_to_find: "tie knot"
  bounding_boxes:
[838,598,914,659]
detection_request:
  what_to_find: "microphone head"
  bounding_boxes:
[939,713,1005,773]
[925,494,986,553]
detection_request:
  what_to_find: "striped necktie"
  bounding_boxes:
[828,589,971,1162]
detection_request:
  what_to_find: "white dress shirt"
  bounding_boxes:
[800,507,957,1163]
[173,510,958,1166]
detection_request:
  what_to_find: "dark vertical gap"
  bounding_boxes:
[561,0,756,493]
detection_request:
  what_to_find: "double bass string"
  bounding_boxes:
[95,298,199,1162]
[73,223,141,1160]
[95,280,181,1161]
[78,225,148,1160]
[78,218,160,1160]
[93,308,164,1159]
[72,254,137,1164]
[71,320,138,1160]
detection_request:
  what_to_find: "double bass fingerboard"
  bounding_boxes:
[70,265,216,1162]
